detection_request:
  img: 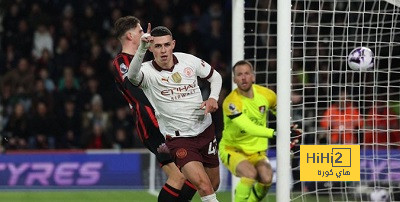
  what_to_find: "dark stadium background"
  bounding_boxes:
[0,0,232,151]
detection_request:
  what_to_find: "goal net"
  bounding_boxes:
[238,0,400,201]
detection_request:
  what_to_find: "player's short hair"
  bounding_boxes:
[232,60,254,74]
[151,26,173,38]
[114,16,140,39]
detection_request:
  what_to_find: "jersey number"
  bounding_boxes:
[208,138,217,155]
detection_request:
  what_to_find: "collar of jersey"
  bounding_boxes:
[152,54,179,72]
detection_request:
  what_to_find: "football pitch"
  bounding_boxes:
[0,190,330,202]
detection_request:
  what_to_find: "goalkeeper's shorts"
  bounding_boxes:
[134,104,173,166]
[219,145,269,176]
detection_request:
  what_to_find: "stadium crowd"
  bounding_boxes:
[0,0,232,150]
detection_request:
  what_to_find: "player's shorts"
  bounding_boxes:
[134,104,173,166]
[165,124,219,169]
[219,144,268,176]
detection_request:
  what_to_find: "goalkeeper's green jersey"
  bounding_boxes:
[220,84,276,154]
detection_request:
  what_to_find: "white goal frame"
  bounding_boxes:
[231,0,292,201]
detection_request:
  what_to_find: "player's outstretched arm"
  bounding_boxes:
[230,114,275,138]
[126,31,153,85]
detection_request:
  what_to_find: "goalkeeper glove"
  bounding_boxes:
[290,124,303,149]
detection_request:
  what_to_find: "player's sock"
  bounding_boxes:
[200,193,219,202]
[178,180,197,201]
[235,177,255,202]
[158,183,180,202]
[247,182,271,202]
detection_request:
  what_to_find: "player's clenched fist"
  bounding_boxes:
[139,33,153,51]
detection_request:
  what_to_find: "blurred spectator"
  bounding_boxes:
[59,18,79,47]
[198,2,223,36]
[58,99,82,149]
[61,4,75,21]
[37,48,56,72]
[79,5,102,36]
[78,61,96,82]
[209,50,228,79]
[4,45,20,72]
[111,106,134,132]
[56,67,80,108]
[113,127,134,149]
[1,57,35,96]
[28,101,59,149]
[10,83,33,116]
[88,43,113,91]
[53,36,79,79]
[82,123,113,149]
[364,100,400,149]
[32,24,53,60]
[104,37,121,58]
[111,106,135,149]
[175,18,202,54]
[0,83,14,120]
[78,76,102,111]
[162,15,176,34]
[201,17,226,59]
[31,79,55,113]
[149,0,175,26]
[82,94,111,135]
[0,48,6,74]
[28,2,50,29]
[3,4,22,43]
[320,89,363,144]
[37,68,56,92]
[10,19,33,57]
[58,67,80,90]
[3,103,29,150]
[103,8,122,36]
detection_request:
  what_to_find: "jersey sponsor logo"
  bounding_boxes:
[171,72,182,83]
[120,63,128,74]
[176,148,187,159]
[259,105,266,114]
[184,67,194,77]
[228,103,239,115]
[160,81,197,100]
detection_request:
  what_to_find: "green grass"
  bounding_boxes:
[0,190,330,202]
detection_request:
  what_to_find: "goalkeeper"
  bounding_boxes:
[219,60,276,202]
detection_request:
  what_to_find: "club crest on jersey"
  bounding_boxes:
[184,67,194,77]
[120,63,128,74]
[259,106,266,114]
[228,103,239,115]
[171,72,182,83]
[176,148,187,159]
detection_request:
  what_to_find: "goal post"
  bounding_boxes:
[276,0,292,201]
[231,1,244,201]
